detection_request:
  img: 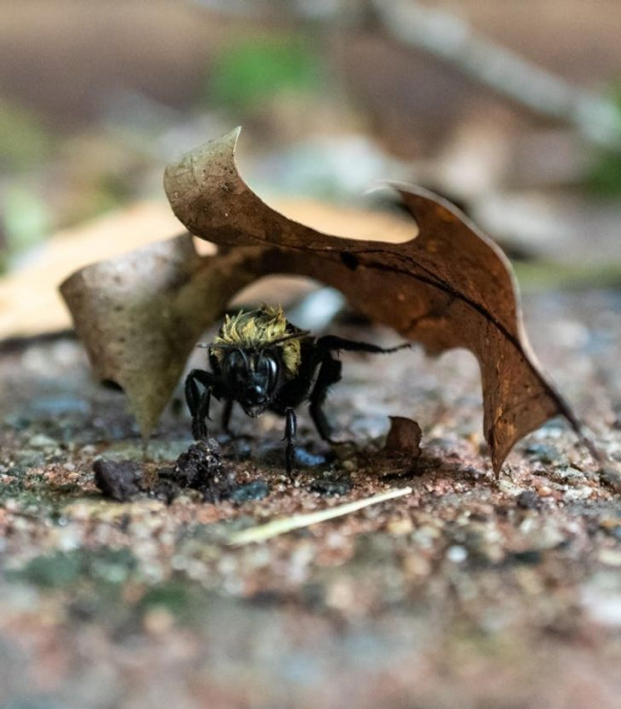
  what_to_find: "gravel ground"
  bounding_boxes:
[1,290,620,709]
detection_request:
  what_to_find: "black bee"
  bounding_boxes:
[185,305,410,475]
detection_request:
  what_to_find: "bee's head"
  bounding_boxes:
[203,306,310,417]
[220,346,281,418]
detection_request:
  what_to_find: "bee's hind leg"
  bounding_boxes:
[308,349,343,444]
[310,335,412,446]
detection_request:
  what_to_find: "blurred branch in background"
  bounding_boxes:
[192,0,621,153]
[370,0,621,153]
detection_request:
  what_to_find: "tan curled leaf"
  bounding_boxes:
[61,235,278,437]
[163,128,589,473]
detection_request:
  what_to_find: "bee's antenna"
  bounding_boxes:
[201,342,241,351]
[272,330,312,344]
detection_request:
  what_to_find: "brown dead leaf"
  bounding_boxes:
[163,128,588,473]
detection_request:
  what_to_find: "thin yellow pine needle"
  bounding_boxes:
[227,486,413,546]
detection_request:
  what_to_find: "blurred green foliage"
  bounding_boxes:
[3,183,50,255]
[10,548,137,589]
[589,151,621,196]
[208,35,324,110]
[588,84,621,196]
[0,99,53,171]
[65,171,133,227]
[0,99,53,273]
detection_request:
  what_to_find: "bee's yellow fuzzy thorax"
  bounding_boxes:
[212,305,303,377]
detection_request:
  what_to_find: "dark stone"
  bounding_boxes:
[294,448,330,468]
[229,480,270,504]
[93,459,143,501]
[524,443,559,464]
[256,443,329,469]
[509,549,543,566]
[172,439,223,488]
[516,490,540,509]
[152,478,179,505]
[309,475,353,496]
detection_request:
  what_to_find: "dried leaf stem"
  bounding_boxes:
[228,486,412,545]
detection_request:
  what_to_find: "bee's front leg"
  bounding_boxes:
[221,398,234,436]
[185,369,217,440]
[283,407,297,478]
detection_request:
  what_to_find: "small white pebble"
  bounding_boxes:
[598,549,621,567]
[447,545,468,563]
[564,486,593,501]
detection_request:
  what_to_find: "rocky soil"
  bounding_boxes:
[1,290,620,709]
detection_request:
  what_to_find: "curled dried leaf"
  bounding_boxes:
[163,128,587,473]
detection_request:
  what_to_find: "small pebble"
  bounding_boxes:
[388,518,414,535]
[229,480,270,504]
[564,486,593,501]
[29,434,57,449]
[598,549,621,567]
[447,545,468,563]
[309,476,353,497]
[516,490,540,509]
[93,459,143,502]
[143,607,175,635]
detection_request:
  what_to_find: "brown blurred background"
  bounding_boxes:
[1,0,620,287]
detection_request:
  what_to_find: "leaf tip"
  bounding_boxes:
[225,126,243,151]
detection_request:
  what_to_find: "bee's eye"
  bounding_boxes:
[224,350,248,380]
[257,355,278,384]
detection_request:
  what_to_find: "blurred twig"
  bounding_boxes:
[371,0,621,153]
[190,0,621,154]
[191,0,268,19]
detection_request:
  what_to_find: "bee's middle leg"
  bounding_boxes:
[221,398,234,436]
[283,407,297,478]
